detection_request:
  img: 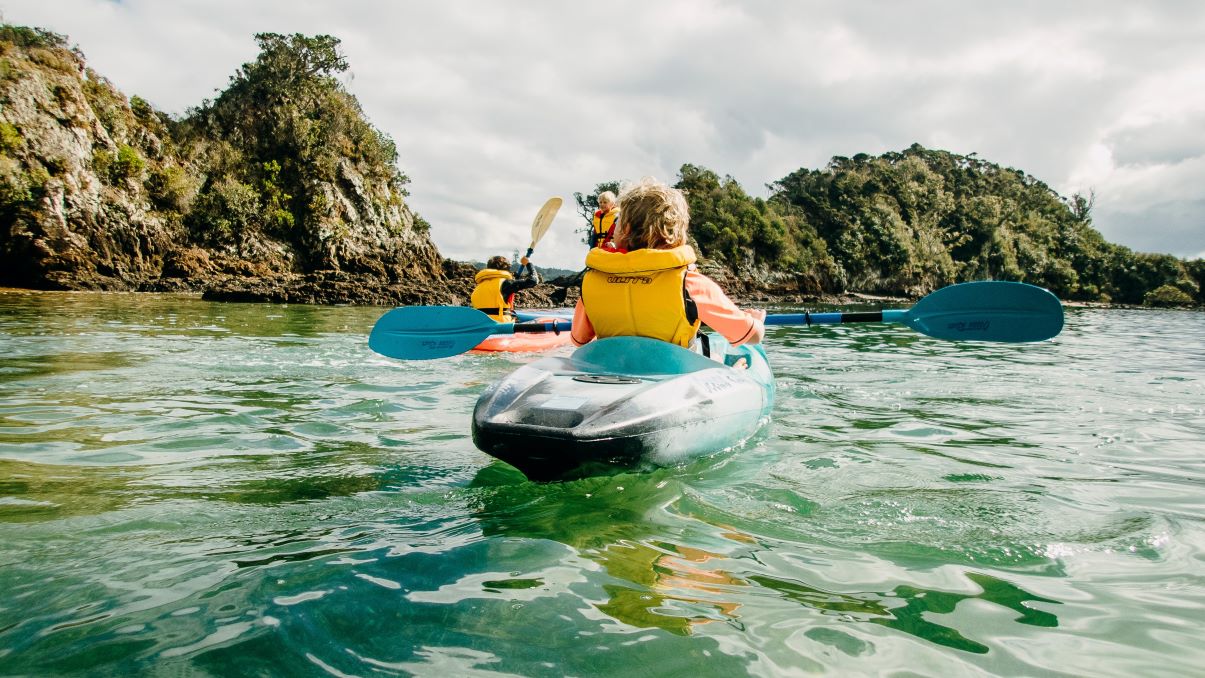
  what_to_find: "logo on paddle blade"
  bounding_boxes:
[946,320,991,333]
[421,340,455,349]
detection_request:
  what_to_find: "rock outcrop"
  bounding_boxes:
[0,29,182,290]
[0,26,462,304]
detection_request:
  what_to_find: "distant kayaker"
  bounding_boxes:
[589,191,619,249]
[570,178,765,354]
[471,255,542,323]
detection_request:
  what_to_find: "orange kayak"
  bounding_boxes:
[469,316,573,354]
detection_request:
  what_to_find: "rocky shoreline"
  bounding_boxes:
[4,270,1173,312]
[1,269,913,309]
[182,256,910,309]
[1,262,915,307]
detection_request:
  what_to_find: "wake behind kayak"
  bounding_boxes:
[472,335,775,480]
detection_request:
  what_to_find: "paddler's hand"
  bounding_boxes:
[520,257,530,266]
[745,309,767,345]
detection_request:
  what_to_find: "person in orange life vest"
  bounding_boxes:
[471,255,542,322]
[570,177,765,351]
[589,191,619,249]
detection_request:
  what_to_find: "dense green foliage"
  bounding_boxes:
[675,164,837,279]
[581,145,1199,304]
[92,144,145,184]
[771,145,1199,303]
[0,25,67,50]
[1144,284,1194,307]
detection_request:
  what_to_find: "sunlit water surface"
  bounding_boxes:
[1,291,1202,676]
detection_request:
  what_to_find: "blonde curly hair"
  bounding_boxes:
[615,177,689,250]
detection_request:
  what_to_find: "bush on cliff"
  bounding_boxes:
[1144,284,1194,307]
[179,32,415,272]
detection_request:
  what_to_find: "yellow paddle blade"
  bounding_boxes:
[528,197,562,248]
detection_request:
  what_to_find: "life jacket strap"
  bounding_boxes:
[683,278,698,325]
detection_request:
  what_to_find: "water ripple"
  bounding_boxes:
[0,295,1202,676]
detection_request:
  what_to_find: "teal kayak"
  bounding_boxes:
[471,334,775,480]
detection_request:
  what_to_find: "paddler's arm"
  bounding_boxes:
[570,299,595,346]
[500,266,540,297]
[685,271,765,346]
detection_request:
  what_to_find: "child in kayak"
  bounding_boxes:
[589,191,619,249]
[472,255,542,322]
[570,177,765,353]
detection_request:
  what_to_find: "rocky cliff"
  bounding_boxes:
[0,26,465,305]
[0,27,179,290]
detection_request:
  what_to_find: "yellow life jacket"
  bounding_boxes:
[471,268,515,322]
[591,208,618,246]
[581,245,701,347]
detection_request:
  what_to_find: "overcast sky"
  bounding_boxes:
[3,1,1203,268]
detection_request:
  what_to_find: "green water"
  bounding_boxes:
[1,291,1202,677]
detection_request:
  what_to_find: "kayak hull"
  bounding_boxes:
[469,315,573,354]
[472,335,774,480]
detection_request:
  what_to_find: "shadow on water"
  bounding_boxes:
[468,457,1066,653]
[749,571,1060,654]
[0,290,379,339]
[0,460,135,522]
[469,460,759,638]
[0,351,146,382]
[0,441,456,523]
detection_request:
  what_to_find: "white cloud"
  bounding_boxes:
[3,0,1204,266]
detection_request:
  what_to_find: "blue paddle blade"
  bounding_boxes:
[369,306,503,360]
[905,281,1063,342]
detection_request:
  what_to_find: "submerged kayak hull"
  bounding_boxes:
[472,335,774,480]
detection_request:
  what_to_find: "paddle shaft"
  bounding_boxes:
[764,310,908,326]
[509,306,994,332]
[505,320,572,335]
[506,311,908,334]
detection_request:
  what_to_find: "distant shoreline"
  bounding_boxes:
[2,286,1194,311]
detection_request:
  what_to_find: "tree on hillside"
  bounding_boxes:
[765,144,1203,301]
[677,164,788,265]
[180,33,410,270]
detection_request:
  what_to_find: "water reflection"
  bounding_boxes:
[750,571,1060,654]
[471,464,755,636]
[473,463,1066,654]
[595,541,747,636]
[0,290,374,339]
